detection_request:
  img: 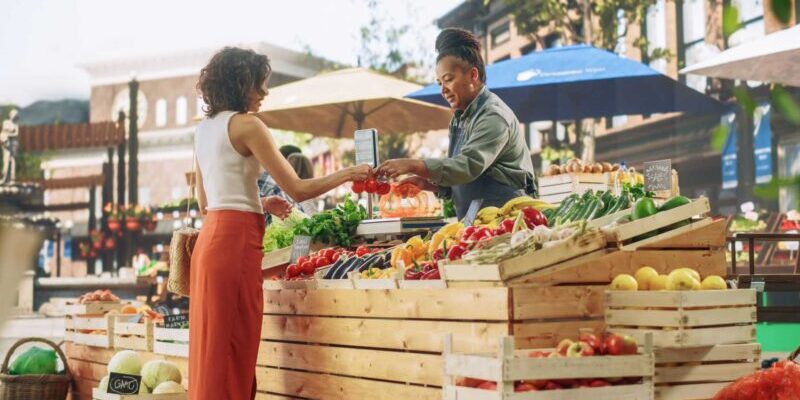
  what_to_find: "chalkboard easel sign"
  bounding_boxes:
[643,159,672,192]
[289,235,312,264]
[164,313,189,329]
[108,372,142,395]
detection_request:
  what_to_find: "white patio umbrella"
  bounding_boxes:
[258,68,452,138]
[681,25,800,87]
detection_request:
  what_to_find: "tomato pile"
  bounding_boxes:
[351,177,391,196]
[712,359,800,399]
[283,247,346,280]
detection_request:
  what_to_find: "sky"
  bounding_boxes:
[0,0,463,106]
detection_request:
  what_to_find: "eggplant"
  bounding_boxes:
[356,254,382,272]
[334,257,362,279]
[323,257,346,279]
[330,257,357,279]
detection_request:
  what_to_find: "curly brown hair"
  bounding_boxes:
[197,47,272,117]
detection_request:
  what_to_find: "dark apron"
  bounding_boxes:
[449,125,526,220]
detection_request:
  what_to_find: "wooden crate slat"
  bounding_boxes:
[505,354,654,381]
[66,342,117,363]
[264,287,512,320]
[445,383,652,400]
[257,341,443,386]
[153,341,189,358]
[70,315,112,331]
[621,218,715,251]
[655,382,730,400]
[444,353,503,382]
[254,393,300,400]
[92,388,187,399]
[654,362,759,384]
[605,306,756,328]
[513,319,605,349]
[255,366,441,400]
[609,198,710,243]
[513,286,605,320]
[113,335,151,352]
[637,218,726,250]
[605,289,756,309]
[443,264,503,281]
[64,302,123,315]
[72,333,113,348]
[610,325,756,348]
[153,327,189,342]
[114,322,149,336]
[261,315,508,353]
[653,343,761,364]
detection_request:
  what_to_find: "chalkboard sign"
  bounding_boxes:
[643,159,672,192]
[164,313,189,329]
[462,199,484,226]
[108,372,142,395]
[289,235,312,264]
[354,129,379,168]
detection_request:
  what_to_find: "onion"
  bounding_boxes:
[592,163,603,173]
[602,162,613,172]
[582,164,592,173]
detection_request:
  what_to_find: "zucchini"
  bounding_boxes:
[561,199,584,223]
[577,198,598,221]
[588,199,605,220]
[553,194,578,219]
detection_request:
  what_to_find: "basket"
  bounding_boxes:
[0,337,72,400]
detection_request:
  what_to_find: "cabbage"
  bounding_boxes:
[139,383,150,394]
[263,209,307,252]
[141,360,182,391]
[98,375,109,391]
[152,381,186,394]
[8,346,58,375]
[107,350,142,375]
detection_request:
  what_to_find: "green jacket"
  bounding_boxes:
[424,86,535,195]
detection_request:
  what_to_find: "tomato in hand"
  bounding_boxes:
[352,180,365,194]
[364,178,378,193]
[376,181,391,195]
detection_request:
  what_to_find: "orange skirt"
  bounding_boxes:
[189,210,265,400]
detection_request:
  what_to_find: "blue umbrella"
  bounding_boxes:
[407,45,723,121]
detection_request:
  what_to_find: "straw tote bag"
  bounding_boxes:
[167,155,199,297]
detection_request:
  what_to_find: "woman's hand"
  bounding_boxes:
[377,159,428,179]
[398,176,438,192]
[345,164,374,182]
[261,196,292,219]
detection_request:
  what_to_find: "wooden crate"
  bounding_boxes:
[443,229,607,284]
[66,314,115,348]
[442,334,654,400]
[605,289,757,348]
[261,243,326,270]
[258,286,607,398]
[65,343,188,400]
[653,343,760,400]
[112,314,154,352]
[153,326,189,358]
[603,198,711,249]
[64,301,124,315]
[539,173,609,204]
[92,389,186,400]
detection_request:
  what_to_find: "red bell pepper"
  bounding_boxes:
[421,268,440,280]
[520,206,548,228]
[447,244,467,261]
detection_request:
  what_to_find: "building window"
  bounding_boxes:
[614,9,628,56]
[176,96,188,125]
[491,21,511,48]
[155,98,167,127]
[729,0,765,47]
[646,0,667,73]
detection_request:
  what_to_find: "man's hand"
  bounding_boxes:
[377,159,428,179]
[398,176,438,192]
[261,196,292,219]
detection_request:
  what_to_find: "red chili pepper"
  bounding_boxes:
[447,244,467,261]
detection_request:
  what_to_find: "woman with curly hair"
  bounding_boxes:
[190,47,371,399]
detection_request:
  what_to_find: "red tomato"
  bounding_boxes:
[352,180,365,193]
[364,178,378,193]
[330,252,341,262]
[515,382,537,392]
[300,260,315,275]
[313,256,328,268]
[286,264,300,278]
[376,181,391,195]
[320,249,335,260]
[296,256,309,267]
[355,245,369,257]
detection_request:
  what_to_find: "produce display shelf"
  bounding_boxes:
[112,314,154,352]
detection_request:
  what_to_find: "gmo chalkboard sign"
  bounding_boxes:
[108,372,142,395]
[643,159,672,192]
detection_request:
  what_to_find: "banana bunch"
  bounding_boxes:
[499,196,556,216]
[475,207,500,225]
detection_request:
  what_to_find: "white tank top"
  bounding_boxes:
[195,111,263,214]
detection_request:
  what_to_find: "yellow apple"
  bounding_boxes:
[701,275,727,290]
[611,274,639,291]
[649,274,669,291]
[666,270,697,291]
[634,266,659,290]
[676,268,701,282]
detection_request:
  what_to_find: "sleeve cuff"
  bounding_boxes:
[423,158,444,184]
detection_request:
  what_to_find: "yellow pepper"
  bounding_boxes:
[391,246,414,269]
[405,235,427,259]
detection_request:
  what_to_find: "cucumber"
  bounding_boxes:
[588,199,605,220]
[554,194,579,219]
[562,199,584,222]
[632,197,658,220]
[659,195,691,212]
[578,198,598,221]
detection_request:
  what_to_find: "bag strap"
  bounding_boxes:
[188,146,197,216]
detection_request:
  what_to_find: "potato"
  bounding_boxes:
[602,162,613,172]
[582,164,593,173]
[592,163,603,173]
[611,163,620,172]
[553,165,563,175]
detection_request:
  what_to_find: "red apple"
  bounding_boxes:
[523,380,547,390]
[579,332,603,354]
[455,377,484,388]
[556,338,574,356]
[543,381,563,390]
[604,334,623,356]
[515,382,537,392]
[528,350,549,358]
[566,341,596,357]
[589,379,610,387]
[476,381,497,391]
[620,334,638,355]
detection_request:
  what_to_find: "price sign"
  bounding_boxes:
[108,372,142,395]
[354,128,379,168]
[643,159,672,192]
[462,199,484,226]
[164,313,189,329]
[289,235,312,264]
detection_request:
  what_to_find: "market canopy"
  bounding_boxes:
[258,68,452,138]
[407,45,724,121]
[681,25,800,87]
